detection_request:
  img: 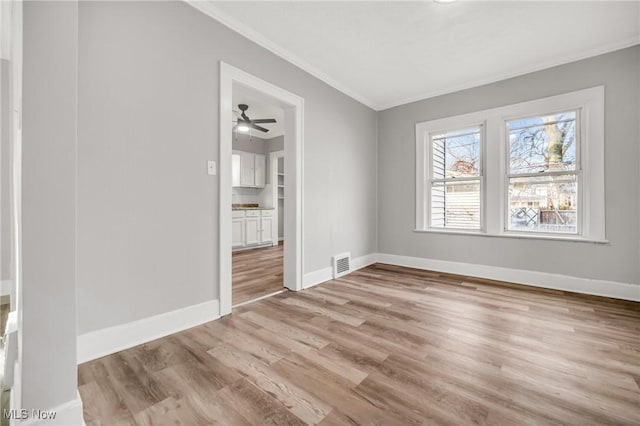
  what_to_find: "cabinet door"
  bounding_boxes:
[231,218,245,247]
[260,217,274,244]
[254,154,266,188]
[240,152,255,186]
[231,154,241,187]
[245,217,260,245]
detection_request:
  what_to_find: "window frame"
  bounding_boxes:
[503,108,582,236]
[415,86,605,242]
[425,123,486,232]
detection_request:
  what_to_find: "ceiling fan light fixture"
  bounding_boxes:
[233,104,276,133]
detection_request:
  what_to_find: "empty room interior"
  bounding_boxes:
[1,0,639,425]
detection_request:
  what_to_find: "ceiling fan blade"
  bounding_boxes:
[251,118,277,124]
[250,123,269,132]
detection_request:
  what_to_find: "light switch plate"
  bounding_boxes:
[207,160,216,175]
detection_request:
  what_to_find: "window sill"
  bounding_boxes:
[413,228,608,244]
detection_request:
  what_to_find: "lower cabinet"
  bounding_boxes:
[245,216,260,245]
[260,216,274,244]
[232,209,275,250]
[231,218,245,248]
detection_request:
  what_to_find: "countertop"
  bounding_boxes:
[232,204,275,211]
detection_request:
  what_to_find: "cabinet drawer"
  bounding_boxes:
[245,210,260,217]
[232,210,245,218]
[261,210,274,217]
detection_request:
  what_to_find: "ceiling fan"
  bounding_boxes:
[233,104,276,133]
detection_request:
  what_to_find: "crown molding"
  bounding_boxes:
[186,0,380,111]
[186,1,638,112]
[378,37,640,111]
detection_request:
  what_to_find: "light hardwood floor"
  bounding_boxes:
[79,264,640,425]
[233,243,284,306]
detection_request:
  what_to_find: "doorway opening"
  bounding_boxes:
[218,63,303,315]
[230,86,285,306]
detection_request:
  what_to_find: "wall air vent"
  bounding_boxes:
[332,252,351,279]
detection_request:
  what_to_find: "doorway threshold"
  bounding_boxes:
[232,289,286,309]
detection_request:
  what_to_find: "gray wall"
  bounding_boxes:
[267,135,285,153]
[22,0,78,410]
[232,132,268,155]
[78,1,377,334]
[378,46,640,285]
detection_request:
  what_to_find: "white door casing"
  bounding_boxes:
[219,62,304,316]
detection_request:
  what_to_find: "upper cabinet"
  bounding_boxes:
[254,154,265,187]
[232,151,266,188]
[240,152,255,186]
[232,154,241,187]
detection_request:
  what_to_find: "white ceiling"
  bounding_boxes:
[232,84,285,138]
[197,1,640,111]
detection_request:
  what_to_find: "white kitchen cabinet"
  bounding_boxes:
[231,154,241,187]
[232,209,276,250]
[260,216,274,244]
[254,154,265,187]
[231,218,245,247]
[244,216,260,245]
[233,151,265,188]
[240,151,254,186]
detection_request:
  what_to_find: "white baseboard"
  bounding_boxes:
[22,390,85,425]
[77,300,220,364]
[303,266,332,289]
[377,253,640,302]
[350,253,378,271]
[303,253,378,290]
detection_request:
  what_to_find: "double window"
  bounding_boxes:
[416,87,605,241]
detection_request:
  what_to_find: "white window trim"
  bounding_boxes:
[415,86,606,242]
[418,120,486,232]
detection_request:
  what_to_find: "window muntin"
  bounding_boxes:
[506,111,579,234]
[429,127,482,230]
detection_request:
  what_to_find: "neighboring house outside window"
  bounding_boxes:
[430,127,483,230]
[415,86,605,242]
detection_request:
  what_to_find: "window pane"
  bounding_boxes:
[432,128,481,179]
[431,180,480,229]
[508,111,577,174]
[508,175,578,233]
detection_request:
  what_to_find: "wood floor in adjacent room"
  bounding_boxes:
[233,243,284,306]
[78,264,640,425]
